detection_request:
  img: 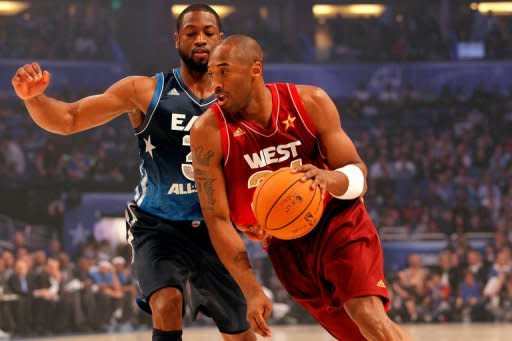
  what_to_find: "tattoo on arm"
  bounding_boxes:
[233,251,252,268]
[194,168,216,210]
[192,146,214,166]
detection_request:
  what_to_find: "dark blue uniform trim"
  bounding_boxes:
[134,72,164,135]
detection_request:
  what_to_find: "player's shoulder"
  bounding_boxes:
[294,84,340,131]
[119,74,156,84]
[295,84,329,102]
[114,74,157,93]
[267,82,327,104]
[293,84,331,114]
[191,107,219,134]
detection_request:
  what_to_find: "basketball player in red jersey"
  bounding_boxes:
[190,35,413,340]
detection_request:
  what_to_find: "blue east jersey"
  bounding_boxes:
[133,68,216,221]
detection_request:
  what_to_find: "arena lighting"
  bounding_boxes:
[471,2,512,15]
[171,4,235,18]
[0,1,29,16]
[313,4,386,18]
[312,4,338,18]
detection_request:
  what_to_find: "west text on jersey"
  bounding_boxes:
[243,141,302,169]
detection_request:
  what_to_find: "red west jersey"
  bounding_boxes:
[212,83,329,228]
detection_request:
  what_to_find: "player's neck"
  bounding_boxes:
[243,85,273,129]
[179,64,214,99]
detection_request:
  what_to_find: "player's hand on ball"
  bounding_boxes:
[12,62,51,100]
[293,164,333,198]
[246,289,272,337]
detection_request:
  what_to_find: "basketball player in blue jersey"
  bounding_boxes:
[11,4,257,341]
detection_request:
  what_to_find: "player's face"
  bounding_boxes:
[209,50,254,113]
[175,11,223,73]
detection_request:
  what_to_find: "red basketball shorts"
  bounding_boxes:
[267,199,390,341]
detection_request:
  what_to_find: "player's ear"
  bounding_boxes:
[219,32,224,40]
[174,32,179,49]
[251,61,263,78]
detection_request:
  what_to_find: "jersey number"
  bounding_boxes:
[181,135,194,181]
[247,159,303,189]
[182,138,303,187]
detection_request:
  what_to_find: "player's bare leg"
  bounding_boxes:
[221,329,257,341]
[150,288,183,331]
[345,296,413,341]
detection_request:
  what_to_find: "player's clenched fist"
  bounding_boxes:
[11,62,51,100]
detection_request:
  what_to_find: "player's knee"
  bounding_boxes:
[344,296,389,334]
[150,287,183,318]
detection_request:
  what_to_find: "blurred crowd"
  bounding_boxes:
[0,229,308,337]
[343,82,511,237]
[323,3,512,62]
[388,246,512,323]
[0,231,150,337]
[0,2,115,60]
[1,2,512,63]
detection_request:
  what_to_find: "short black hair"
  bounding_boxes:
[218,35,264,64]
[176,4,221,32]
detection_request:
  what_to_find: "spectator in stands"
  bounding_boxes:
[74,256,97,331]
[399,254,430,292]
[1,251,14,279]
[89,260,123,330]
[495,275,512,321]
[466,249,489,284]
[456,271,485,322]
[484,248,511,319]
[6,259,35,336]
[111,256,136,325]
[32,258,68,334]
[0,257,16,333]
[429,272,452,322]
[394,254,430,322]
[30,250,47,283]
[435,250,460,292]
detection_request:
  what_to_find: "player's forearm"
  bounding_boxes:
[327,162,367,197]
[207,217,264,298]
[24,94,76,135]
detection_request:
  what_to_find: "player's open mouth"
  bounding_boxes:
[216,94,226,105]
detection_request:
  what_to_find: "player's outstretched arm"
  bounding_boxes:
[295,85,368,198]
[11,62,155,135]
[190,111,272,337]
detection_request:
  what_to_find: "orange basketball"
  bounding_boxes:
[252,167,324,240]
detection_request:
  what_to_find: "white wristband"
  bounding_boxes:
[330,164,365,200]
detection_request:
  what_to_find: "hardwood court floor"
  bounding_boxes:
[20,324,512,341]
